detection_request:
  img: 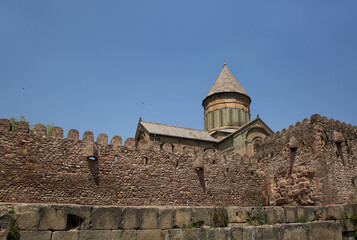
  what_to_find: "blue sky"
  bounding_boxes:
[1,1,356,142]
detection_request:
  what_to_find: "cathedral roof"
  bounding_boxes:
[204,63,249,100]
[139,121,218,142]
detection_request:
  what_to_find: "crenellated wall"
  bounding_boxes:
[0,119,263,206]
[1,114,356,207]
[256,114,357,206]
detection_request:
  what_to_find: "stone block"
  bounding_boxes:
[326,205,342,220]
[274,207,285,223]
[161,230,169,240]
[168,229,183,240]
[264,207,275,224]
[78,230,111,240]
[206,228,229,240]
[14,204,40,230]
[227,207,247,223]
[344,204,354,218]
[140,208,158,229]
[282,224,308,240]
[52,231,79,240]
[0,206,10,231]
[285,207,297,223]
[64,205,92,230]
[192,207,213,226]
[175,208,191,228]
[20,231,52,240]
[111,230,137,240]
[38,206,66,230]
[159,208,174,229]
[136,229,162,240]
[242,225,280,240]
[183,228,204,240]
[91,207,122,230]
[122,208,139,230]
[309,222,342,240]
[230,226,243,240]
[297,207,315,221]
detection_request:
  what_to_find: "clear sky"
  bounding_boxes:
[1,1,356,142]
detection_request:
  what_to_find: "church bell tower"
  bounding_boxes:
[202,63,251,133]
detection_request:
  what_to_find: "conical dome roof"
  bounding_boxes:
[204,63,249,100]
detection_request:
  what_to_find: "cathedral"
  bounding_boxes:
[135,63,273,156]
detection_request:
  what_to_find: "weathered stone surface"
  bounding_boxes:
[288,137,298,150]
[297,207,315,222]
[15,121,29,133]
[206,228,229,240]
[91,207,122,230]
[0,119,10,134]
[175,208,192,228]
[264,207,275,224]
[168,229,184,240]
[38,206,66,230]
[334,131,345,143]
[111,230,137,240]
[136,229,162,240]
[78,230,111,240]
[309,222,342,240]
[283,224,308,240]
[122,208,139,230]
[0,206,10,231]
[184,228,204,240]
[274,207,285,223]
[227,207,247,223]
[285,207,297,223]
[140,208,158,229]
[192,207,213,226]
[52,231,79,240]
[159,208,174,229]
[231,226,243,240]
[326,205,342,220]
[64,205,91,230]
[14,205,40,230]
[20,231,52,240]
[242,225,280,240]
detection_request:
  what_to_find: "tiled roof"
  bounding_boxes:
[140,121,218,142]
[204,63,249,99]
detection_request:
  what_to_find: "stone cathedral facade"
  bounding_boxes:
[135,63,273,156]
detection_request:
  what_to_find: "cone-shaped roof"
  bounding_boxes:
[204,63,249,100]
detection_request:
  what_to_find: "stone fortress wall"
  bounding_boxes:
[256,114,357,207]
[0,114,357,207]
[0,119,263,206]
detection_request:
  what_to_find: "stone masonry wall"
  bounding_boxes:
[0,203,352,240]
[256,114,357,206]
[0,119,262,206]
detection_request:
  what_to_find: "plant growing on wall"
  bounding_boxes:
[212,206,228,227]
[7,208,20,240]
[248,196,269,225]
[8,116,54,136]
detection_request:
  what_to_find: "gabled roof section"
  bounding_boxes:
[218,117,274,142]
[139,121,218,143]
[204,63,249,99]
